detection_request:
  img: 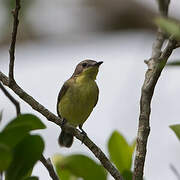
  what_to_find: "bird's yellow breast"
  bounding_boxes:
[58,77,99,127]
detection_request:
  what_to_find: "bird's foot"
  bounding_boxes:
[61,118,67,129]
[79,125,87,144]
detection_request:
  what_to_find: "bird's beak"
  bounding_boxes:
[94,61,103,67]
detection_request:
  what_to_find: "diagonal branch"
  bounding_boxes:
[0,82,20,116]
[0,82,58,179]
[9,0,21,85]
[40,155,60,180]
[4,0,124,179]
[133,1,178,180]
[0,72,124,180]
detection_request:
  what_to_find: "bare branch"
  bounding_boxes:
[40,155,59,180]
[9,0,21,85]
[0,82,20,116]
[151,29,164,59]
[0,72,123,180]
[132,1,179,180]
[160,38,178,60]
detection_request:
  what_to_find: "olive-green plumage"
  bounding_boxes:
[57,60,103,147]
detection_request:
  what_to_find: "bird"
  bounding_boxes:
[57,59,103,147]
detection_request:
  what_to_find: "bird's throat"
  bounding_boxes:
[76,69,98,82]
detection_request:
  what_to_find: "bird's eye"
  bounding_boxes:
[82,63,87,67]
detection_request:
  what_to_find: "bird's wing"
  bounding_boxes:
[57,79,72,117]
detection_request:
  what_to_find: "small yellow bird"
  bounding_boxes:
[57,60,103,147]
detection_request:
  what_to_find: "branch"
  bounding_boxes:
[0,82,20,116]
[133,1,179,180]
[40,155,59,180]
[4,0,124,179]
[0,72,123,180]
[0,79,59,179]
[9,0,21,85]
[0,84,60,180]
[0,81,59,179]
[0,80,59,180]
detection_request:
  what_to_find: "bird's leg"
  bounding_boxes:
[79,124,87,143]
[61,118,67,129]
[79,124,87,136]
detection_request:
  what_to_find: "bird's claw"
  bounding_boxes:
[61,118,67,129]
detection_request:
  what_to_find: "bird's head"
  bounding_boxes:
[72,60,103,80]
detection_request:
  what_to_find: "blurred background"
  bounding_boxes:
[0,0,180,179]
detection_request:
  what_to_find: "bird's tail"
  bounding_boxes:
[58,130,74,148]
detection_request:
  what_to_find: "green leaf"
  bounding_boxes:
[57,169,77,180]
[108,131,134,173]
[166,61,180,66]
[53,154,107,180]
[3,114,46,132]
[122,170,133,180]
[23,176,39,180]
[155,17,180,40]
[5,135,44,180]
[0,114,46,148]
[53,154,77,180]
[170,124,180,140]
[0,143,12,171]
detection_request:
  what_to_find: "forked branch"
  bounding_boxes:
[0,0,124,179]
[133,0,178,179]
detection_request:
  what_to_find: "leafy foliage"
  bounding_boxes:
[155,17,180,40]
[108,131,135,180]
[0,114,46,148]
[53,130,135,180]
[0,114,45,180]
[5,135,44,180]
[23,176,39,180]
[53,154,107,180]
[0,143,12,171]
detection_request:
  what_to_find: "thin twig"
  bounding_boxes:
[7,1,60,180]
[132,1,177,180]
[0,84,58,180]
[170,164,180,180]
[9,0,21,85]
[0,82,20,180]
[0,72,124,180]
[0,82,20,116]
[40,155,59,180]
